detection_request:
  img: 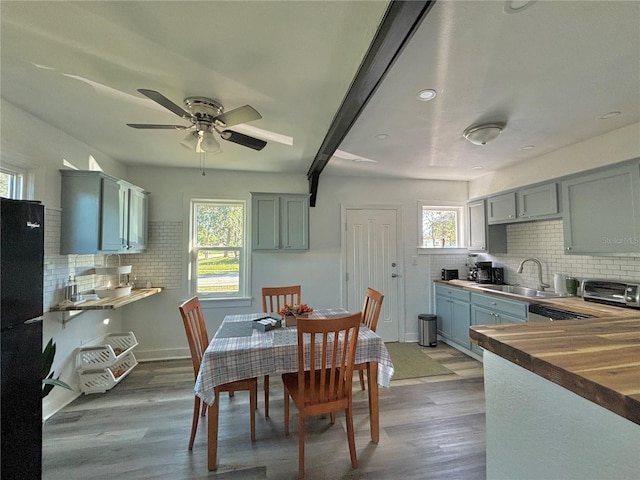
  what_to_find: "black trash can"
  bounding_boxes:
[418,314,437,347]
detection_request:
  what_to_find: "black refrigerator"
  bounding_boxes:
[1,197,45,480]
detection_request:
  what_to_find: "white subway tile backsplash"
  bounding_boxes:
[486,219,640,287]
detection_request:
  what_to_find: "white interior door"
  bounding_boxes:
[345,208,399,342]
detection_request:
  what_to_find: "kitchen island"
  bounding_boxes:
[470,316,640,479]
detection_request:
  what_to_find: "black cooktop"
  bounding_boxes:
[528,303,595,320]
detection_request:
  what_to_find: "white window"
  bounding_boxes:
[418,203,464,248]
[189,199,249,300]
[0,166,25,199]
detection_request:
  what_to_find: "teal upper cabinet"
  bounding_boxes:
[488,183,559,224]
[60,170,149,255]
[126,183,148,251]
[562,164,640,255]
[468,199,507,253]
[517,183,558,220]
[251,193,309,251]
[487,192,516,223]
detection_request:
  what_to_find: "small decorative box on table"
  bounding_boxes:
[75,332,138,394]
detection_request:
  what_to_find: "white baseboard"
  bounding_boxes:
[134,347,190,362]
[404,332,419,343]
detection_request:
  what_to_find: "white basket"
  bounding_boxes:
[94,285,132,299]
[76,332,138,371]
[78,352,137,394]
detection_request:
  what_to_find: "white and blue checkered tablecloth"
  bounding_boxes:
[195,309,395,405]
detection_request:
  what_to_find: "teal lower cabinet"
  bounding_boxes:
[434,284,471,350]
[470,293,528,354]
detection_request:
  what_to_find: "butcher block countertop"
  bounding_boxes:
[470,316,640,425]
[49,287,162,312]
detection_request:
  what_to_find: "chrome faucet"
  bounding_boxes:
[516,258,550,291]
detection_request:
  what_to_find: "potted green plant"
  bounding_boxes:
[42,338,72,398]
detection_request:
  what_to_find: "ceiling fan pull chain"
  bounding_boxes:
[200,151,206,176]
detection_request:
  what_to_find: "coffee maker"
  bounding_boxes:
[475,261,493,284]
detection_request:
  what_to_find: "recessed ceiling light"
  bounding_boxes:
[416,89,437,101]
[375,133,389,140]
[521,145,535,150]
[599,111,621,120]
[471,166,484,170]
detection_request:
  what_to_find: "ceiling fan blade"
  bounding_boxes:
[214,105,262,128]
[127,124,189,130]
[220,130,267,151]
[137,89,192,120]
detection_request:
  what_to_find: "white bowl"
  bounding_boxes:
[94,285,132,299]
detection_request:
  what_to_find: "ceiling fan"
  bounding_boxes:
[127,89,267,152]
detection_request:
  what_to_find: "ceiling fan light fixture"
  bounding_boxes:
[463,123,505,146]
[180,131,200,150]
[200,130,221,154]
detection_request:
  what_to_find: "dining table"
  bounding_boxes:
[195,308,395,470]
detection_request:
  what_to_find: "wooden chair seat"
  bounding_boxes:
[282,313,361,479]
[179,296,257,470]
[355,288,384,390]
[261,285,302,417]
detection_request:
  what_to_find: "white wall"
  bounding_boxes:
[1,99,130,418]
[124,166,469,359]
[484,351,640,480]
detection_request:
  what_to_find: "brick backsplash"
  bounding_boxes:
[43,208,100,310]
[43,211,182,312]
[126,221,183,290]
[427,219,640,292]
[485,220,640,288]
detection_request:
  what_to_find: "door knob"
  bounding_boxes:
[391,273,401,278]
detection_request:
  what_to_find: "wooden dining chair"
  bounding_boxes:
[179,297,257,466]
[282,313,361,479]
[261,285,302,417]
[356,288,384,390]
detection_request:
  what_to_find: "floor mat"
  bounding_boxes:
[386,342,453,380]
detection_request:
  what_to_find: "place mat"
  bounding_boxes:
[216,321,255,338]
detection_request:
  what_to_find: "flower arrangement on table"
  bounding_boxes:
[278,304,313,326]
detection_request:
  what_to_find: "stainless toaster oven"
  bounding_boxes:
[581,278,640,308]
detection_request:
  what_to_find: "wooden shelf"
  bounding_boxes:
[50,287,162,312]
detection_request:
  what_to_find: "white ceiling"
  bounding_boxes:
[2,1,639,182]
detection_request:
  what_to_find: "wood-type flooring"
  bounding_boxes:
[43,342,485,480]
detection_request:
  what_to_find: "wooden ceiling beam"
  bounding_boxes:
[306,0,436,207]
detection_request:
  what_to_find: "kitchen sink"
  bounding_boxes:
[474,284,565,299]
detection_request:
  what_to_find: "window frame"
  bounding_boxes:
[417,202,467,254]
[0,165,26,199]
[187,197,251,303]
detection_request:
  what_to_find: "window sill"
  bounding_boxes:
[417,247,469,255]
[199,297,252,309]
